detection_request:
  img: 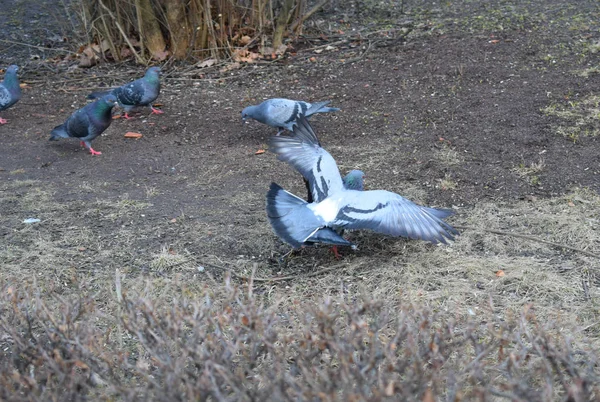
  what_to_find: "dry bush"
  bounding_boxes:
[79,0,327,63]
[1,276,599,401]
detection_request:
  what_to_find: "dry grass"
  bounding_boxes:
[542,94,600,141]
[1,173,600,399]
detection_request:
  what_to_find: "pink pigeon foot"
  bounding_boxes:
[331,246,342,259]
[123,112,133,119]
[151,107,163,115]
[88,147,102,156]
[0,117,7,124]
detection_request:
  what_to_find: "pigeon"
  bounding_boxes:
[0,65,22,124]
[49,94,117,156]
[304,169,364,203]
[266,117,458,250]
[242,98,340,134]
[343,170,365,191]
[87,67,161,119]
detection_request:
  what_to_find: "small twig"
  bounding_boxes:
[0,39,77,54]
[343,39,373,64]
[454,225,600,259]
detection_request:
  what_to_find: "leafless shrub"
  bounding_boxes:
[78,0,328,63]
[1,278,599,401]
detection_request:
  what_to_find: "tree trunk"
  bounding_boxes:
[272,0,295,49]
[135,0,166,59]
[165,1,191,59]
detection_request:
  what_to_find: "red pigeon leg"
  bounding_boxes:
[0,117,7,124]
[331,246,342,259]
[151,107,164,115]
[123,112,133,119]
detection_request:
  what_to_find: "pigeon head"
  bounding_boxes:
[3,65,19,84]
[145,67,161,81]
[102,94,118,106]
[5,65,19,75]
[344,170,365,191]
[241,105,258,121]
[147,66,161,74]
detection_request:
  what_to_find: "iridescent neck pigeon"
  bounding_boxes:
[49,95,117,156]
[343,170,365,191]
[266,118,459,249]
[87,67,161,119]
[0,65,22,124]
[242,98,339,134]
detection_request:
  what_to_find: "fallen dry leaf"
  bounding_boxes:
[232,48,259,63]
[124,132,143,139]
[309,57,317,63]
[19,83,30,89]
[240,35,252,46]
[255,149,266,155]
[496,270,505,277]
[197,58,217,68]
[152,49,170,61]
[489,39,501,44]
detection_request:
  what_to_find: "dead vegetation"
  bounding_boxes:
[78,0,327,64]
[1,175,600,400]
[1,276,600,401]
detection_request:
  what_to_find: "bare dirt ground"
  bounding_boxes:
[1,0,600,397]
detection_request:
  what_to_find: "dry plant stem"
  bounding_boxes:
[343,39,372,64]
[454,225,600,259]
[98,0,146,64]
[290,0,329,32]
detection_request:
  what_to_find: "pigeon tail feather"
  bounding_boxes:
[49,124,69,140]
[267,183,350,248]
[87,90,113,100]
[305,101,339,116]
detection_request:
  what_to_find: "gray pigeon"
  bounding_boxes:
[266,117,458,249]
[87,67,161,119]
[343,170,365,191]
[304,167,364,203]
[0,65,22,124]
[242,98,339,134]
[49,94,117,156]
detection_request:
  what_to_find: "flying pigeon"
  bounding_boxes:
[242,98,339,134]
[49,94,117,156]
[266,117,459,250]
[0,65,22,124]
[87,67,161,119]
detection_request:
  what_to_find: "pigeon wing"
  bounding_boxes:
[113,80,145,107]
[0,85,10,110]
[269,117,344,202]
[334,190,459,244]
[266,99,307,127]
[64,109,92,139]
